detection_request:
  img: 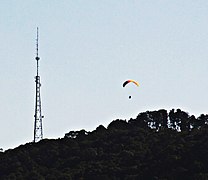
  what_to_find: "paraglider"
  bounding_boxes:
[123,80,139,99]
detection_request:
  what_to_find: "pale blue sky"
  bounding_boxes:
[1,0,208,150]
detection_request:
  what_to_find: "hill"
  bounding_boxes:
[1,109,208,179]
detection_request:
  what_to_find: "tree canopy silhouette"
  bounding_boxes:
[0,109,208,179]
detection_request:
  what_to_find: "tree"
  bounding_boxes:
[108,119,129,130]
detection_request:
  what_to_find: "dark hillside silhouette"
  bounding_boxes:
[0,109,208,179]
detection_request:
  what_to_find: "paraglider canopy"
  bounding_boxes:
[123,80,139,87]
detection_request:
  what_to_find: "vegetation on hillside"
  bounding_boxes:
[0,109,208,179]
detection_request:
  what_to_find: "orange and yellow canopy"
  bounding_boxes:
[123,80,139,87]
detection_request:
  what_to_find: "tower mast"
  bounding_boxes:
[34,27,44,142]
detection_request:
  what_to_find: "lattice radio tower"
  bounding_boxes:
[34,27,44,142]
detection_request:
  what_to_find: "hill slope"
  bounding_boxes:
[1,109,208,179]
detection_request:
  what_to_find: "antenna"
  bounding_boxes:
[34,27,44,143]
[36,27,40,76]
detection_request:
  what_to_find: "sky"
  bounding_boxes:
[1,0,208,150]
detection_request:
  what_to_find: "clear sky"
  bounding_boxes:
[1,0,208,150]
